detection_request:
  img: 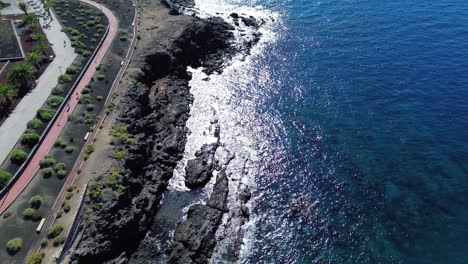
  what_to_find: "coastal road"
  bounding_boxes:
[0,0,77,164]
[0,0,118,214]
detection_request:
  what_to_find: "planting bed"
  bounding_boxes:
[0,20,22,60]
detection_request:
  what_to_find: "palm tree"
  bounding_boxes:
[43,0,54,20]
[18,2,28,15]
[26,51,43,69]
[8,62,34,91]
[22,13,35,25]
[35,41,50,55]
[31,32,45,42]
[0,83,18,106]
[28,23,39,33]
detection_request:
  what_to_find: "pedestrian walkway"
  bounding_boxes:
[0,0,118,213]
[0,0,76,164]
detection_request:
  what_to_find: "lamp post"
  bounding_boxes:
[58,66,63,75]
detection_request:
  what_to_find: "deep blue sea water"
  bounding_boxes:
[234,0,468,263]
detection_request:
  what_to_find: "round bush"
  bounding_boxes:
[95,74,105,80]
[96,95,103,101]
[5,237,23,254]
[28,253,43,264]
[0,170,12,189]
[55,163,66,171]
[37,109,56,121]
[52,236,65,246]
[52,86,64,95]
[65,146,75,154]
[82,87,91,94]
[10,149,28,165]
[57,170,67,179]
[54,138,67,148]
[43,167,53,177]
[86,104,94,111]
[27,119,43,129]
[23,208,41,221]
[28,195,43,208]
[47,224,63,238]
[66,65,80,74]
[47,96,64,107]
[58,74,72,84]
[39,157,55,168]
[62,203,71,213]
[21,132,40,147]
[119,35,128,41]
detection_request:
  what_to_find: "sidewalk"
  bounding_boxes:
[0,0,77,164]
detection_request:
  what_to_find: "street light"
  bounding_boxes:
[58,66,63,75]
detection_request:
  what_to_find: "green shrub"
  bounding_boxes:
[82,87,91,94]
[65,146,75,154]
[56,211,62,218]
[95,74,105,80]
[47,96,64,107]
[96,63,101,70]
[23,208,41,221]
[119,35,128,41]
[65,191,73,200]
[66,65,80,74]
[27,119,43,129]
[28,253,43,264]
[21,132,40,147]
[39,157,55,168]
[57,170,67,179]
[86,104,94,111]
[80,94,92,104]
[47,224,64,239]
[55,163,66,171]
[83,114,94,124]
[68,113,77,121]
[0,170,13,189]
[91,38,97,43]
[54,138,67,148]
[28,195,43,208]
[3,211,12,219]
[96,95,103,101]
[112,150,126,159]
[52,236,65,246]
[62,202,71,213]
[43,167,53,177]
[5,237,23,254]
[85,144,94,155]
[58,74,72,84]
[40,240,47,248]
[52,86,64,95]
[37,109,56,121]
[82,50,91,57]
[10,149,28,164]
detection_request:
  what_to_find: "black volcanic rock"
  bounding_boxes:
[169,171,229,264]
[185,143,219,188]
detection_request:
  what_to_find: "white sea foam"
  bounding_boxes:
[167,0,281,261]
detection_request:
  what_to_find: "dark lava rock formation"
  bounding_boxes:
[168,170,229,263]
[69,1,263,263]
[69,6,235,264]
[185,143,219,188]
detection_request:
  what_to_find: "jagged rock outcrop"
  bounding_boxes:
[168,170,229,263]
[69,6,235,264]
[185,143,219,188]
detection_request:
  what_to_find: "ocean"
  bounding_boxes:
[169,0,468,263]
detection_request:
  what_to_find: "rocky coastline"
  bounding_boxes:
[68,1,262,263]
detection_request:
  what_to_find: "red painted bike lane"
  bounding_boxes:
[0,0,118,213]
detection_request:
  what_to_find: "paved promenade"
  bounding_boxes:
[0,1,76,164]
[0,0,118,213]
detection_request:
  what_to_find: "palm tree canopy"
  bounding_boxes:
[26,51,43,66]
[31,32,45,41]
[7,62,34,88]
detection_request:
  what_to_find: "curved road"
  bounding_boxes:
[0,0,118,213]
